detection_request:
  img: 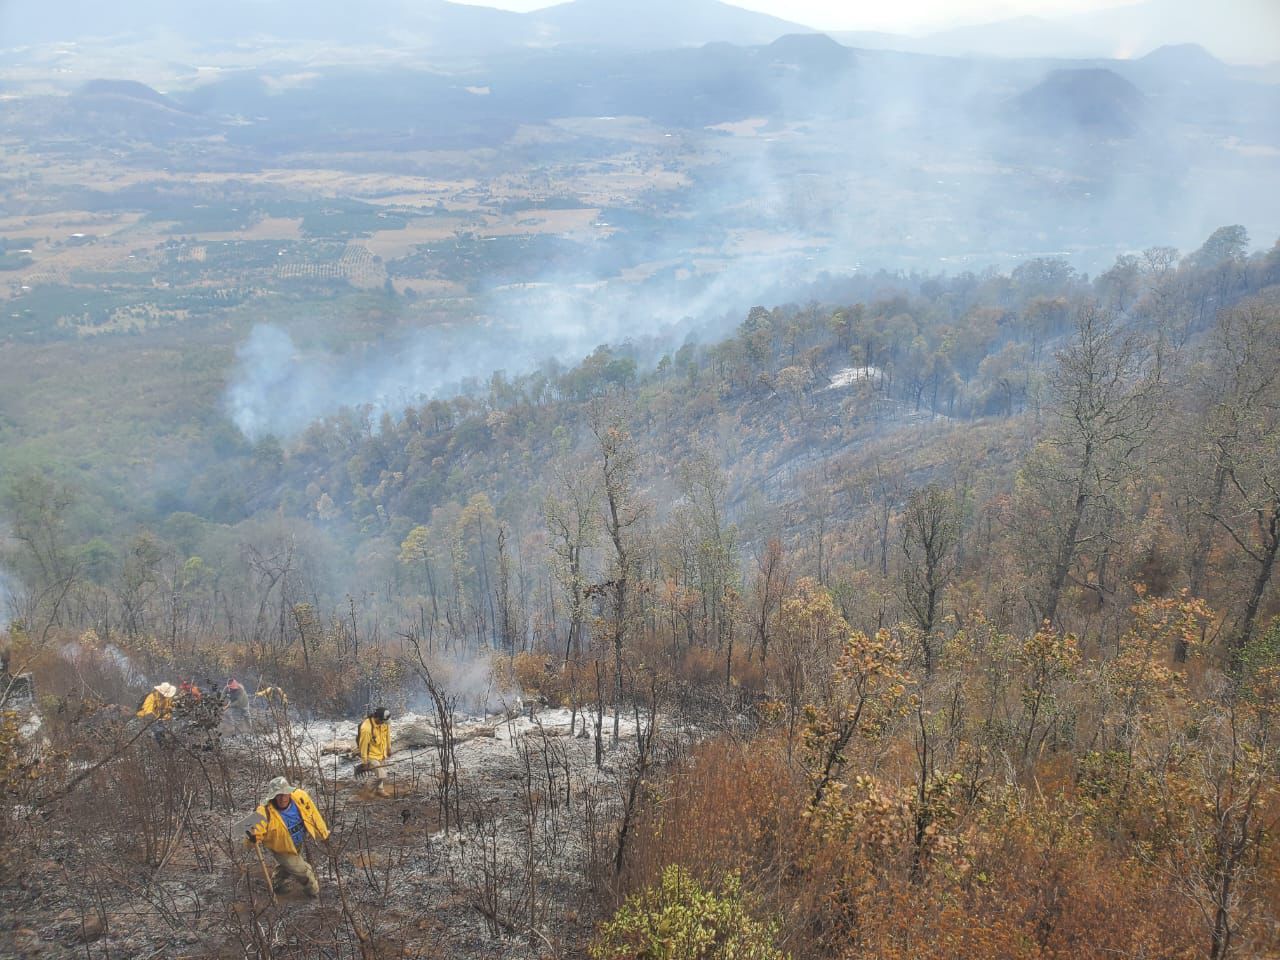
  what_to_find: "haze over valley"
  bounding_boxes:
[2,0,1278,442]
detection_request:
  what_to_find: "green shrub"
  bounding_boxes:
[591,865,787,960]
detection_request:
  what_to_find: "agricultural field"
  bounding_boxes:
[0,100,731,508]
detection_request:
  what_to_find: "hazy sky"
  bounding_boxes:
[454,0,1136,33]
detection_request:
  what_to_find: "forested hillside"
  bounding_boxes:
[10,227,1277,657]
[4,227,1280,958]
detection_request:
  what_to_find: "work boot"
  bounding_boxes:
[375,782,391,798]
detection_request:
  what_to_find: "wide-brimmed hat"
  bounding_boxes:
[262,776,297,805]
[154,682,177,698]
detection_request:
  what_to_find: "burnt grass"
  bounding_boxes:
[0,706,660,959]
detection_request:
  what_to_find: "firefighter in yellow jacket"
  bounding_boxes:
[358,707,392,797]
[244,776,330,897]
[136,682,177,719]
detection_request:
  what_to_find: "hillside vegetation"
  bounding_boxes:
[3,227,1280,957]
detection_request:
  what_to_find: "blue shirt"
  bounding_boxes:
[278,799,307,850]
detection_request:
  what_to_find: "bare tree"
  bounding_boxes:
[545,461,599,664]
[898,484,960,676]
[0,471,81,707]
[678,448,737,652]
[1020,305,1164,626]
[404,631,462,832]
[496,526,520,653]
[590,400,645,745]
[850,458,903,580]
[1197,300,1280,654]
[748,538,790,665]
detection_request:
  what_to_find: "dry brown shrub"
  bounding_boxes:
[614,735,805,902]
[858,896,1044,960]
[670,645,722,688]
[499,650,568,703]
[615,730,1211,960]
[950,808,1201,960]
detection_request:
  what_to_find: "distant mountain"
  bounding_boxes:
[1010,68,1147,138]
[0,0,809,53]
[764,33,853,73]
[4,0,1277,63]
[0,0,534,49]
[829,17,1105,61]
[395,1,539,50]
[75,79,189,110]
[1119,43,1280,138]
[1062,0,1279,65]
[48,35,1268,151]
[752,33,857,111]
[1129,42,1231,90]
[824,29,909,53]
[61,78,214,138]
[1120,44,1231,110]
[913,15,1104,60]
[533,0,809,49]
[1137,42,1227,74]
[833,0,1277,66]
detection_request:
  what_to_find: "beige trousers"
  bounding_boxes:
[369,758,389,794]
[270,849,319,897]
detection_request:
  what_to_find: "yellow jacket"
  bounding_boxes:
[137,692,173,719]
[358,717,390,762]
[246,789,330,855]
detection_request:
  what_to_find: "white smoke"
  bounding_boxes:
[0,567,15,634]
[223,251,817,440]
[56,639,148,686]
[409,650,518,719]
[217,36,1280,441]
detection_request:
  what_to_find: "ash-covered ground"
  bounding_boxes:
[2,704,674,959]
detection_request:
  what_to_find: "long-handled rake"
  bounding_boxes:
[252,840,277,906]
[234,810,277,906]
